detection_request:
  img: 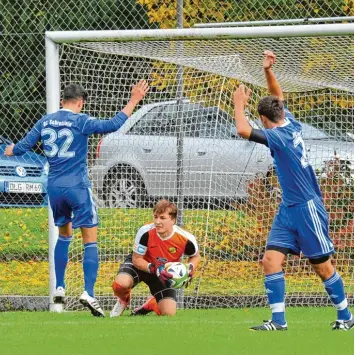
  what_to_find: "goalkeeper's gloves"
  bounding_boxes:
[147,263,157,274]
[185,263,194,288]
[147,263,173,286]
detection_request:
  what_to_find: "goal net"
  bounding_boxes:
[58,29,353,310]
[2,25,353,311]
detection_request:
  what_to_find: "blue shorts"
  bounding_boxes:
[267,197,334,259]
[48,187,99,229]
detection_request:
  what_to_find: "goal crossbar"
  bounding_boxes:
[45,23,354,44]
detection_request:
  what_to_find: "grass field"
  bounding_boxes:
[0,308,353,355]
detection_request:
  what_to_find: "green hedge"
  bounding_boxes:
[1,207,353,296]
[0,207,262,262]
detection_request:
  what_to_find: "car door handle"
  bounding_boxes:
[196,150,206,156]
[142,148,152,153]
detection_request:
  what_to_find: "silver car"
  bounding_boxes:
[90,101,353,208]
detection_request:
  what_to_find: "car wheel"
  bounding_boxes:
[104,167,147,208]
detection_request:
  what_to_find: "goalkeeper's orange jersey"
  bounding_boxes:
[132,223,198,264]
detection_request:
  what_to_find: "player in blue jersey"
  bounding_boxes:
[233,51,353,331]
[4,80,149,317]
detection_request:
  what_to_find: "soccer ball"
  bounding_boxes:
[164,262,189,289]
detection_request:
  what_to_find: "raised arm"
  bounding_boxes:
[233,84,253,139]
[233,84,269,146]
[82,80,149,135]
[264,50,284,101]
[121,80,149,117]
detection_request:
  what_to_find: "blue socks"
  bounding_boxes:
[265,271,286,326]
[54,235,72,289]
[323,271,352,321]
[55,237,99,298]
[264,270,351,324]
[83,242,99,298]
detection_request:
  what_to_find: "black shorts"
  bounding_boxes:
[118,254,177,303]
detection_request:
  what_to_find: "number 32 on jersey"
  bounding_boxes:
[41,128,75,158]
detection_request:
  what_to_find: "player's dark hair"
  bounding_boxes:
[257,96,284,123]
[63,83,88,102]
[153,200,177,220]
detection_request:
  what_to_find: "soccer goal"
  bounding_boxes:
[43,23,354,312]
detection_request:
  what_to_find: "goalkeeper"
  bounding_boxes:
[4,80,148,317]
[233,51,353,331]
[110,199,201,317]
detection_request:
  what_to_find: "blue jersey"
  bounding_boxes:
[13,109,128,188]
[263,107,322,206]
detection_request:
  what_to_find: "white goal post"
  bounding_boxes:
[45,23,354,312]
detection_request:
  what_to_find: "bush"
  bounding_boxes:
[0,208,261,261]
[243,158,354,274]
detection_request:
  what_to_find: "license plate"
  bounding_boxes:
[5,182,43,194]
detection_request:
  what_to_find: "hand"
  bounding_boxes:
[148,263,173,286]
[156,265,173,286]
[233,84,252,107]
[130,80,149,103]
[263,50,276,70]
[185,263,194,288]
[4,144,15,156]
[147,263,157,274]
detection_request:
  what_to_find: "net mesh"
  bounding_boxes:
[56,35,354,310]
[1,0,353,312]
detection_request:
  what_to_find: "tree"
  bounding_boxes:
[137,0,353,29]
[1,0,151,141]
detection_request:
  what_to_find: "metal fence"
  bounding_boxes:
[1,1,353,310]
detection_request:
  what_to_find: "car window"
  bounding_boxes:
[128,106,175,136]
[128,103,237,139]
[195,108,237,139]
[301,116,353,142]
[161,103,199,137]
[300,123,329,139]
[128,103,205,137]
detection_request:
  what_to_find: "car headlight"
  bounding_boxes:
[43,162,49,175]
